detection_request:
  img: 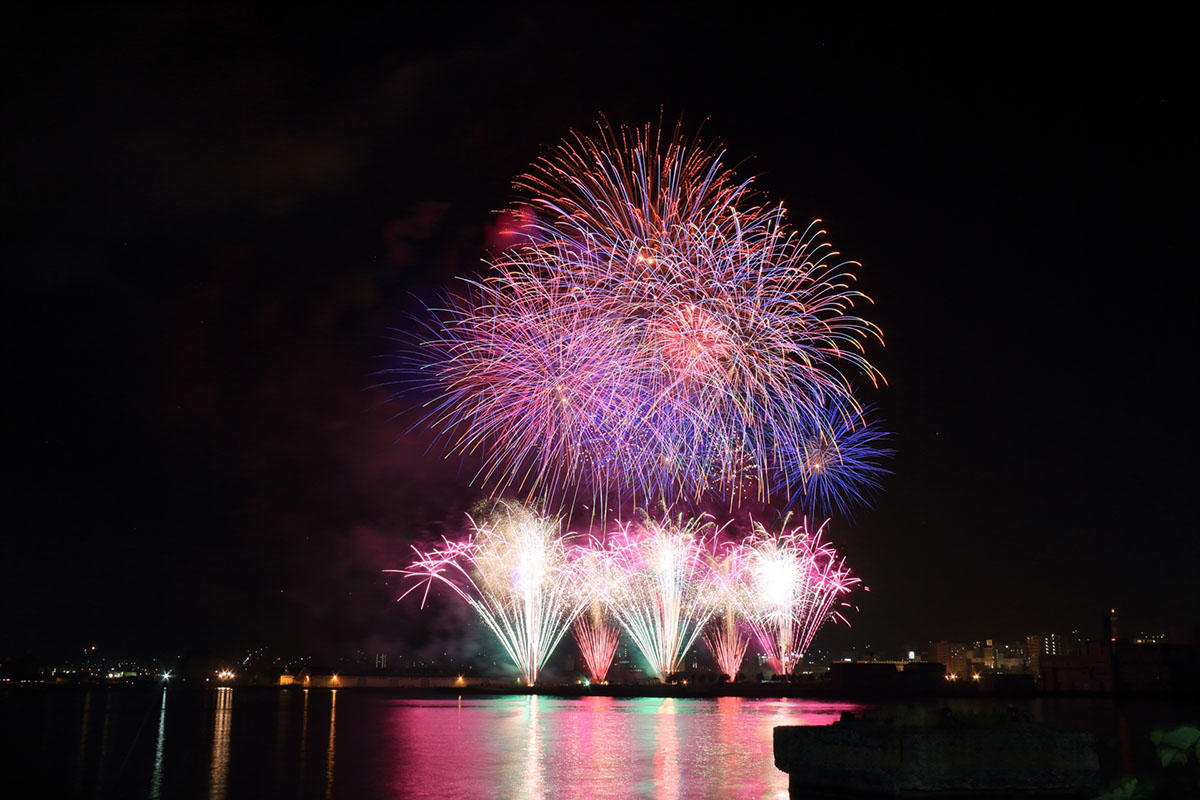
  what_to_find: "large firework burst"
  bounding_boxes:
[398,120,887,512]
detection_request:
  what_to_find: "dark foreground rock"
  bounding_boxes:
[775,709,1100,797]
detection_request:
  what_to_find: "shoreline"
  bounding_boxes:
[10,680,1199,702]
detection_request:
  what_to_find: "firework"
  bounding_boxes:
[702,612,749,681]
[735,517,860,676]
[399,120,886,512]
[777,398,892,519]
[597,512,723,681]
[388,504,588,685]
[701,545,750,680]
[572,604,620,684]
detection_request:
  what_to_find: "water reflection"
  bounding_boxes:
[9,690,1188,798]
[521,695,544,800]
[208,687,232,800]
[653,698,680,800]
[325,690,337,799]
[150,687,168,799]
[95,692,111,793]
[716,696,744,798]
[299,689,310,785]
[74,690,91,794]
[378,695,861,800]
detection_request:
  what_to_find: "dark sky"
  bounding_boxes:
[5,5,1196,661]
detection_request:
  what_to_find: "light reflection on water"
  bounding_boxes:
[21,687,1193,798]
[150,687,167,799]
[385,695,859,800]
[653,697,679,800]
[325,689,337,800]
[208,687,232,800]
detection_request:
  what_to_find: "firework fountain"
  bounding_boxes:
[701,545,750,680]
[734,518,860,676]
[572,604,620,684]
[597,513,723,681]
[388,504,589,686]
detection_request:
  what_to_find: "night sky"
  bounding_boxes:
[6,6,1196,662]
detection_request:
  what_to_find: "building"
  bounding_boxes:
[1039,639,1200,694]
[930,641,968,680]
[1025,633,1060,683]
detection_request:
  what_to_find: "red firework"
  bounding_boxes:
[572,608,620,684]
[702,611,749,681]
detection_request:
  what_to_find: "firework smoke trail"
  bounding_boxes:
[598,513,724,681]
[398,120,887,513]
[387,505,589,685]
[736,517,860,676]
[572,604,620,684]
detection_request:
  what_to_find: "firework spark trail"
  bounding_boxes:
[387,505,590,685]
[572,605,620,684]
[702,612,749,681]
[597,513,724,681]
[701,545,750,679]
[735,517,860,676]
[396,120,887,514]
[777,397,893,519]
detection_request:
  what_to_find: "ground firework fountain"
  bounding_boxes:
[734,518,860,676]
[572,604,620,684]
[597,513,723,681]
[702,546,750,680]
[389,504,588,686]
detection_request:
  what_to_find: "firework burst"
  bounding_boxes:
[777,397,893,520]
[398,120,886,513]
[388,504,588,685]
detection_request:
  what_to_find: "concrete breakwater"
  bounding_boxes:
[775,707,1100,797]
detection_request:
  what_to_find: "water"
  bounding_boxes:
[1,687,1193,798]
[1,687,860,799]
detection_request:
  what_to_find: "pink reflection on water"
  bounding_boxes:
[383,696,865,799]
[653,698,680,800]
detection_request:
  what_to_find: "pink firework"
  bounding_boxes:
[734,517,860,676]
[387,504,588,686]
[572,605,620,684]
